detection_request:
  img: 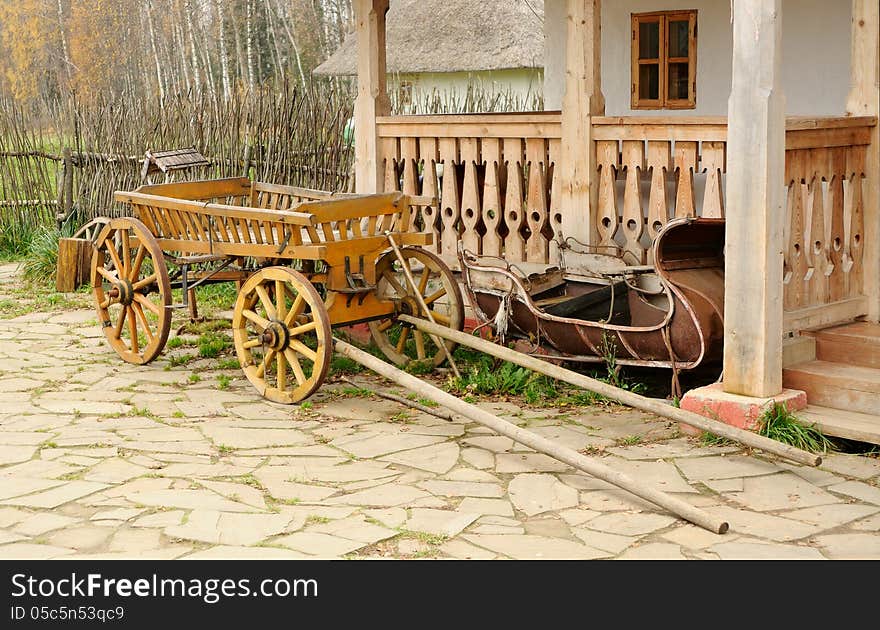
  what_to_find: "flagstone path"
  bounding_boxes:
[0,263,879,559]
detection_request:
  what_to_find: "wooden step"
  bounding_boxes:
[797,405,880,445]
[782,360,880,416]
[809,322,880,369]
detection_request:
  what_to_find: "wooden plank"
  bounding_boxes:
[418,137,441,253]
[798,405,880,446]
[119,192,316,226]
[783,296,869,332]
[525,138,549,263]
[481,138,503,257]
[701,141,726,218]
[646,141,670,244]
[503,137,526,262]
[459,138,482,255]
[621,140,645,264]
[782,360,880,416]
[672,141,697,218]
[377,120,563,140]
[592,124,727,142]
[722,0,785,397]
[785,126,873,150]
[439,137,461,267]
[595,140,619,250]
[135,177,251,200]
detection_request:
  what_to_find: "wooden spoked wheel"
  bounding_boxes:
[91,217,171,365]
[368,247,464,368]
[232,266,332,404]
[73,217,112,245]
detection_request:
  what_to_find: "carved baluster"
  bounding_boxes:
[481,138,504,257]
[828,148,847,302]
[382,137,400,192]
[419,137,441,254]
[673,141,698,217]
[783,150,807,310]
[439,137,461,268]
[621,140,645,265]
[701,141,726,218]
[503,137,526,262]
[596,140,619,251]
[548,138,562,265]
[525,138,550,263]
[459,138,482,256]
[845,146,867,298]
[399,137,420,232]
[646,141,670,253]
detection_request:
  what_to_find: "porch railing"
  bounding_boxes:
[375,112,876,332]
[376,113,562,269]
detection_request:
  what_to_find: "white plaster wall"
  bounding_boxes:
[545,0,852,116]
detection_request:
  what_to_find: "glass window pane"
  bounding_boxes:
[639,21,660,59]
[639,64,660,100]
[668,20,689,58]
[668,62,689,100]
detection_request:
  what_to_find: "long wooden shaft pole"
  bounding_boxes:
[399,315,822,467]
[385,233,461,379]
[334,338,729,534]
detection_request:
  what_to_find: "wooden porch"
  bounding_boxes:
[351,1,880,444]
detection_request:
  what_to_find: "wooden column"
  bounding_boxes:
[723,0,786,398]
[847,0,880,321]
[353,0,390,194]
[557,0,604,247]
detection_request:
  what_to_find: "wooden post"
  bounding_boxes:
[847,0,880,321]
[353,0,390,194]
[723,0,786,398]
[557,0,604,247]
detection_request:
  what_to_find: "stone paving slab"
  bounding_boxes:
[1,261,879,560]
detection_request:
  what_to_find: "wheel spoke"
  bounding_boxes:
[283,293,305,327]
[129,244,147,281]
[114,304,127,340]
[128,306,139,354]
[255,285,277,320]
[414,330,426,360]
[243,338,262,349]
[277,352,287,392]
[132,302,153,341]
[382,271,408,297]
[99,296,112,309]
[418,266,430,294]
[288,338,317,361]
[430,311,451,325]
[256,349,276,378]
[396,326,410,353]
[132,273,158,291]
[424,287,447,306]
[134,293,161,315]
[284,349,306,385]
[105,238,124,274]
[287,321,317,337]
[122,230,131,273]
[242,309,271,330]
[377,319,393,333]
[97,265,118,284]
[275,280,286,322]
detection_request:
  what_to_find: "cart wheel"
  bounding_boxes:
[73,217,112,245]
[232,266,332,404]
[91,217,171,365]
[368,247,464,368]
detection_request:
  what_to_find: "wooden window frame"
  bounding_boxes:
[631,10,697,110]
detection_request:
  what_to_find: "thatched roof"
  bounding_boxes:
[313,0,544,76]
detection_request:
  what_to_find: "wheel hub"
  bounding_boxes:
[115,279,135,306]
[261,320,290,352]
[398,296,421,317]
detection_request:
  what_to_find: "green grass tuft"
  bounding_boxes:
[757,403,833,454]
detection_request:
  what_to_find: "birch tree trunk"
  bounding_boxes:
[214,0,231,99]
[145,0,165,100]
[246,0,256,91]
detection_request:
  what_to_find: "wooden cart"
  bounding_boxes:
[89,177,463,403]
